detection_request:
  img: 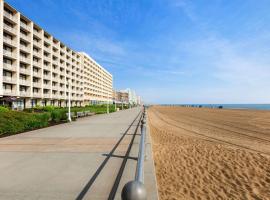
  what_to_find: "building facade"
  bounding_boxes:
[113,90,129,104]
[80,52,113,105]
[0,1,113,109]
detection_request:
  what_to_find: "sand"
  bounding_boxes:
[148,106,270,200]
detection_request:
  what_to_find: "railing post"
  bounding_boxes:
[121,107,147,200]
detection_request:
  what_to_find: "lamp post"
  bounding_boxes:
[121,97,123,110]
[68,80,71,122]
[107,91,109,114]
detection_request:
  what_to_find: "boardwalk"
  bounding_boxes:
[0,107,158,200]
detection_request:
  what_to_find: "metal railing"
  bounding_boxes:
[122,107,147,200]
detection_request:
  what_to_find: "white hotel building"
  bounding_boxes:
[0,1,113,109]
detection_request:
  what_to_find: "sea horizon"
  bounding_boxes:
[159,104,270,110]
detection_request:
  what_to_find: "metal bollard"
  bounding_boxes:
[121,181,147,200]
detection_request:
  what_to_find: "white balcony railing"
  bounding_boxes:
[33,40,42,48]
[33,82,42,87]
[20,23,31,31]
[20,33,30,41]
[20,67,31,75]
[19,79,31,86]
[3,50,16,58]
[44,45,51,52]
[33,71,42,78]
[20,91,31,97]
[3,89,17,96]
[20,45,30,52]
[3,63,17,71]
[43,84,51,89]
[20,56,31,63]
[3,37,17,46]
[3,76,16,84]
[33,29,42,37]
[4,11,16,22]
[33,93,42,98]
[43,65,51,71]
[43,93,51,98]
[3,24,17,35]
[43,74,51,79]
[33,61,41,67]
[33,51,42,58]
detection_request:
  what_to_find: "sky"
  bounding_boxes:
[7,0,270,104]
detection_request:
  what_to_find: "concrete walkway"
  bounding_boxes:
[0,107,159,200]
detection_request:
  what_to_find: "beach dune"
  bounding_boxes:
[148,106,270,200]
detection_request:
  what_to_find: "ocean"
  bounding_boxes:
[174,104,270,110]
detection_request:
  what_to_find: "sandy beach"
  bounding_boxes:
[148,106,270,200]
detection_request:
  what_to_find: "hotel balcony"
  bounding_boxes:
[52,85,58,90]
[20,56,31,64]
[20,33,31,41]
[3,76,17,84]
[43,74,51,80]
[33,40,42,48]
[33,51,42,58]
[44,45,51,52]
[3,37,17,47]
[33,29,42,39]
[3,63,17,71]
[43,93,51,99]
[52,60,59,66]
[33,81,42,87]
[43,55,51,62]
[19,79,31,86]
[44,37,51,44]
[4,11,17,23]
[3,24,17,35]
[33,71,42,78]
[43,84,51,89]
[52,94,59,99]
[3,89,17,96]
[43,65,51,71]
[20,91,31,97]
[20,67,31,75]
[52,68,60,74]
[33,93,42,98]
[20,23,31,32]
[3,50,16,59]
[33,61,42,68]
[20,45,31,53]
[60,71,65,76]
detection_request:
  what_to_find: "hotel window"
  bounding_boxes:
[20,86,27,92]
[33,88,39,93]
[3,70,12,78]
[4,32,12,40]
[33,77,39,82]
[20,63,27,69]
[20,74,27,80]
[4,83,13,90]
[20,52,27,58]
[20,29,28,36]
[33,67,39,73]
[4,45,12,52]
[4,20,13,28]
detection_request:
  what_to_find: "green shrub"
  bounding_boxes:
[0,111,50,136]
[43,105,55,112]
[51,109,67,122]
[0,106,9,113]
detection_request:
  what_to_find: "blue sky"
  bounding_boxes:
[7,0,270,104]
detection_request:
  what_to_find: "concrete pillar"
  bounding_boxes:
[25,98,31,108]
